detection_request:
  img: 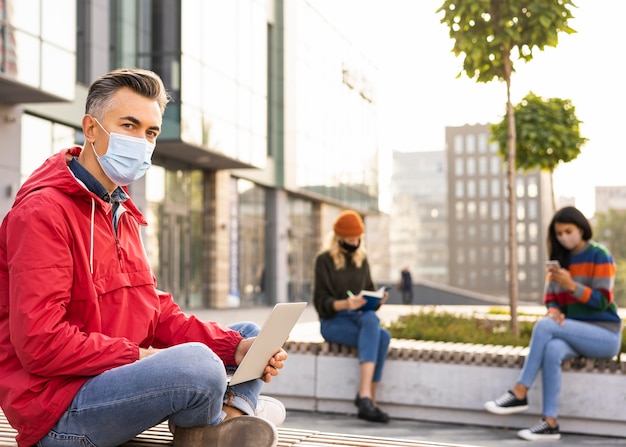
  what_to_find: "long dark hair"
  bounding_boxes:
[547,206,592,268]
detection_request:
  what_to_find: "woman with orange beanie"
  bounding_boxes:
[312,210,391,423]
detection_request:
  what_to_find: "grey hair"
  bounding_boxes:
[85,68,170,119]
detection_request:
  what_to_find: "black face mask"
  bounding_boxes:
[339,240,360,253]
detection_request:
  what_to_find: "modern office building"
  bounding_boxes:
[389,150,448,284]
[445,124,552,302]
[595,186,626,215]
[0,0,381,309]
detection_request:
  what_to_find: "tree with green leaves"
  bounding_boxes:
[491,92,587,212]
[437,0,577,336]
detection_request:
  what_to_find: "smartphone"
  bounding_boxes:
[546,260,561,269]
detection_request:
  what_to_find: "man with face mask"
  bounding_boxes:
[0,69,285,447]
[312,210,391,423]
[484,206,622,442]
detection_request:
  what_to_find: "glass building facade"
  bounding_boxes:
[0,0,382,309]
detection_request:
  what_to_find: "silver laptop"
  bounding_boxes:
[227,302,307,386]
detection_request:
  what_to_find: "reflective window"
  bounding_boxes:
[492,226,500,242]
[516,178,525,197]
[479,179,488,197]
[529,244,539,264]
[517,246,526,266]
[454,134,463,154]
[528,222,538,242]
[479,201,488,218]
[527,178,538,197]
[517,222,526,243]
[467,180,476,197]
[465,134,476,153]
[528,200,538,219]
[491,179,500,197]
[478,156,487,175]
[455,201,464,219]
[238,179,267,305]
[478,133,488,153]
[490,156,502,174]
[284,2,378,210]
[455,158,464,175]
[21,114,76,183]
[287,197,317,302]
[4,0,75,98]
[144,166,205,309]
[491,201,500,220]
[467,201,476,219]
[455,180,464,198]
[466,157,475,175]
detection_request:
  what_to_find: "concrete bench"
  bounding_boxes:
[261,338,626,438]
[0,410,471,447]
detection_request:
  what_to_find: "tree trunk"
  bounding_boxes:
[549,167,557,213]
[503,51,519,337]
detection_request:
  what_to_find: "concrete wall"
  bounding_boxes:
[262,344,626,438]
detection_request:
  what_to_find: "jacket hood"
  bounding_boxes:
[15,146,147,225]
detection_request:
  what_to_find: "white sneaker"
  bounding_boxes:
[255,395,286,426]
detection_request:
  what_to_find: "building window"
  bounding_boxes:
[21,114,76,183]
[478,133,488,153]
[454,158,464,176]
[456,201,464,220]
[490,156,501,175]
[491,201,500,220]
[454,134,464,154]
[465,134,476,153]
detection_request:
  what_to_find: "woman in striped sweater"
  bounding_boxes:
[484,206,622,441]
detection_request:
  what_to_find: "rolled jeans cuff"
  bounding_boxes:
[224,390,256,416]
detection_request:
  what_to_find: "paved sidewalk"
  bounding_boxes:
[186,304,626,447]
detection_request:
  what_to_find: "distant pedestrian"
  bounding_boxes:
[399,266,413,305]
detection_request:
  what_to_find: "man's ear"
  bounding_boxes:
[82,115,97,143]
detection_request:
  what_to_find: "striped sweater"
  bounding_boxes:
[544,241,621,329]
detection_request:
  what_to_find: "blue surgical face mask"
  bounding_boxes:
[91,118,155,186]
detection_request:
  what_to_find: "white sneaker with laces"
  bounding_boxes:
[255,395,286,427]
[517,418,561,441]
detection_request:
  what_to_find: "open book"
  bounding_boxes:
[357,286,388,311]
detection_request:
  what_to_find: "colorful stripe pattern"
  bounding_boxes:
[544,241,621,323]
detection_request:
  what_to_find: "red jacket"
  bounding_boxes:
[0,147,243,446]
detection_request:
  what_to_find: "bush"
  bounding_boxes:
[384,308,534,347]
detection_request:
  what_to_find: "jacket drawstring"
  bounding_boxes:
[90,198,95,274]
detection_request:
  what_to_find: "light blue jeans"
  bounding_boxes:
[37,322,262,447]
[518,317,621,419]
[320,310,390,382]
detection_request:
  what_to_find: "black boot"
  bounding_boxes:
[354,394,389,423]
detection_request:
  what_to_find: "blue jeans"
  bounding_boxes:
[37,322,262,447]
[518,317,621,419]
[320,310,390,382]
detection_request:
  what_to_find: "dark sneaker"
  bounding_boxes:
[355,394,390,423]
[173,416,277,447]
[517,419,561,441]
[484,390,529,415]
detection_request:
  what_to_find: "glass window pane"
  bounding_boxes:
[41,0,75,49]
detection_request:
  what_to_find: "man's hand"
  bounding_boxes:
[234,338,289,383]
[261,348,288,383]
[139,347,162,360]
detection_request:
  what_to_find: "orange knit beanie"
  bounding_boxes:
[333,210,364,237]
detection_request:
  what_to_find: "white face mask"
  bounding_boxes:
[557,230,583,251]
[91,119,155,186]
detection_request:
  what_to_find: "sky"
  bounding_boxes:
[312,0,626,217]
